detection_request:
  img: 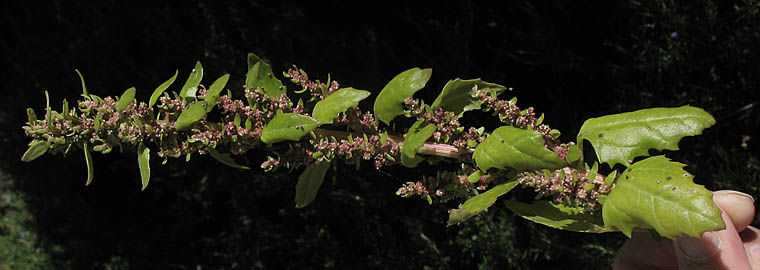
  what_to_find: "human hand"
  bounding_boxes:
[613,190,758,270]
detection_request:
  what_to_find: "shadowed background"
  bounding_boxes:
[0,1,758,269]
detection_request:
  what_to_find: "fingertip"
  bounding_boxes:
[713,190,755,232]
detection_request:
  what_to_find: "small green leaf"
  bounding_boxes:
[74,69,89,96]
[175,102,206,130]
[295,162,330,208]
[312,88,372,124]
[204,74,230,112]
[504,200,614,233]
[473,126,566,172]
[94,113,103,131]
[373,68,433,125]
[260,112,320,144]
[117,87,136,112]
[21,140,50,162]
[246,53,286,98]
[179,61,204,99]
[84,142,94,186]
[601,156,724,239]
[467,170,484,184]
[447,181,518,226]
[26,108,37,122]
[401,120,436,168]
[149,70,178,107]
[577,106,716,167]
[137,143,150,190]
[234,113,241,126]
[431,79,507,116]
[45,90,51,126]
[208,149,251,170]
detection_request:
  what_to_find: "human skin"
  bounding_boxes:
[614,190,759,270]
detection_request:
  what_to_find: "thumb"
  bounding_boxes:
[673,191,753,269]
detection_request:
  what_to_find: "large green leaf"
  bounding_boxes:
[203,74,230,112]
[295,162,330,208]
[208,149,250,170]
[179,61,203,99]
[137,143,150,190]
[401,120,436,168]
[84,142,94,186]
[21,140,50,162]
[505,200,614,233]
[473,126,565,172]
[246,53,286,98]
[431,79,507,116]
[260,112,320,144]
[149,70,178,107]
[373,68,433,125]
[175,102,206,130]
[577,106,715,167]
[312,88,371,124]
[117,87,136,112]
[601,156,724,239]
[447,181,518,226]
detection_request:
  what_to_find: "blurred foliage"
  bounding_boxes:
[0,0,758,269]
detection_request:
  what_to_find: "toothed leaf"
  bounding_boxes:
[601,156,724,239]
[578,106,716,167]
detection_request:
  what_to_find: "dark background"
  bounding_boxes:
[1,1,758,269]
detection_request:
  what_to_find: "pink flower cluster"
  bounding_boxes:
[285,67,340,100]
[517,167,613,212]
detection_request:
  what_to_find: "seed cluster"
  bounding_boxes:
[517,167,613,212]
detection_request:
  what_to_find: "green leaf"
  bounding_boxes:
[312,88,371,124]
[175,102,206,130]
[401,120,436,168]
[373,68,433,125]
[26,108,37,123]
[45,90,51,126]
[117,87,136,112]
[204,74,230,112]
[577,106,716,167]
[295,162,330,208]
[447,181,518,226]
[74,69,88,96]
[246,53,286,98]
[601,156,724,239]
[505,200,614,233]
[208,149,251,169]
[179,61,203,99]
[21,140,50,162]
[260,112,320,144]
[84,142,94,186]
[473,126,566,172]
[431,79,507,116]
[137,143,150,190]
[149,70,178,107]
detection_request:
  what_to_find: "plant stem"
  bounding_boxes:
[313,128,473,159]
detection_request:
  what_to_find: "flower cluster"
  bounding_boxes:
[284,67,340,100]
[516,167,613,212]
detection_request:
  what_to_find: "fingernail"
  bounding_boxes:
[677,232,721,261]
[714,190,755,203]
[751,244,760,265]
